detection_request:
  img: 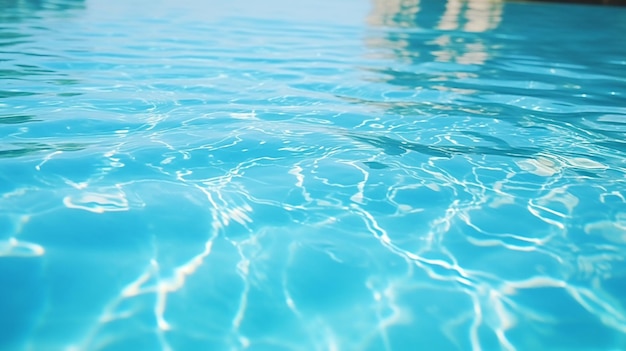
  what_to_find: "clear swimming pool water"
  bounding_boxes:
[1,0,626,350]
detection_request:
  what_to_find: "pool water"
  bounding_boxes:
[1,0,626,350]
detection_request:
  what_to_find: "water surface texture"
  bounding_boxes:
[1,0,626,350]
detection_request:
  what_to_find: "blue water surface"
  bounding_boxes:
[1,0,626,350]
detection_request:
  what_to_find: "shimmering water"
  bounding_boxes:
[1,0,626,350]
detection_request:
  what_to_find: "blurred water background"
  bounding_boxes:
[1,0,626,350]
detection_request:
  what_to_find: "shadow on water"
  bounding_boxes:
[514,0,626,5]
[357,0,506,121]
[356,0,524,159]
[361,0,626,160]
[364,0,626,96]
[0,114,41,124]
[0,0,85,79]
[0,0,85,21]
[347,132,542,158]
[0,142,87,158]
[366,0,626,71]
[366,0,503,68]
[0,0,85,134]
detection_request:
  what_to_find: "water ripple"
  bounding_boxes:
[1,0,626,350]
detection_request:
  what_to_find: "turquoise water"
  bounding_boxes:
[1,0,626,350]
